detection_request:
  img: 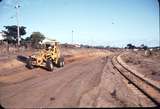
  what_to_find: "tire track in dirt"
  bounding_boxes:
[0,51,109,85]
[34,57,106,108]
[0,57,106,108]
[77,58,106,107]
[79,56,143,107]
[0,57,96,102]
[0,50,112,108]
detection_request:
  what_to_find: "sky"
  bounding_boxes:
[0,0,159,47]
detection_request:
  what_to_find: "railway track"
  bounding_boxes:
[111,54,160,107]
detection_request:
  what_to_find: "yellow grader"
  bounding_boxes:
[26,40,64,71]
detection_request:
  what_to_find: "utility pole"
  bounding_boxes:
[72,30,74,44]
[158,0,160,50]
[15,0,20,46]
[159,33,160,50]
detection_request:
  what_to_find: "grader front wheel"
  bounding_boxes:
[26,58,34,69]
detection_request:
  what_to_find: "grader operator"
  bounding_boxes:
[26,40,64,71]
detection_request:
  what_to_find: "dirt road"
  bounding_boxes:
[0,54,108,108]
[0,49,158,108]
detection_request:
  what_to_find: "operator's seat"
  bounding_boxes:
[45,44,51,51]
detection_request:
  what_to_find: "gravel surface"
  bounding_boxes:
[121,51,160,82]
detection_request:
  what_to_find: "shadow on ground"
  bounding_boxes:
[0,104,5,109]
[16,55,50,71]
[16,55,28,64]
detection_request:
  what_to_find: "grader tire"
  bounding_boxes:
[26,58,34,69]
[46,59,54,71]
[57,57,64,67]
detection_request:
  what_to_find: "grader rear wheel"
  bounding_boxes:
[46,59,54,71]
[57,57,64,67]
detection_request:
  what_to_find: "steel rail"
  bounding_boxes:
[111,55,160,107]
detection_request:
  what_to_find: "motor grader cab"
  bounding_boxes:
[26,40,64,71]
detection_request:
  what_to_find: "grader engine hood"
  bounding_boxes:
[30,52,40,59]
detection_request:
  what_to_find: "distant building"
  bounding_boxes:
[61,43,81,48]
[0,32,5,40]
[39,38,58,45]
[74,44,81,48]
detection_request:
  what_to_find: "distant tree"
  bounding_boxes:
[20,37,31,49]
[143,46,148,50]
[140,44,148,50]
[126,43,135,49]
[24,36,32,42]
[127,44,132,48]
[2,25,26,44]
[30,32,45,48]
[105,46,110,49]
[140,44,144,47]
